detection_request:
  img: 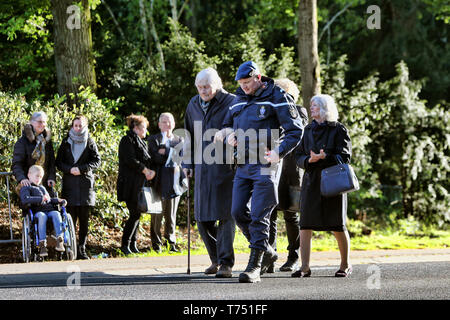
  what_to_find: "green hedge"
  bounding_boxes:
[1,57,449,229]
[0,88,128,225]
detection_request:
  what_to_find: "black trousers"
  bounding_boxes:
[269,210,300,261]
[122,201,142,245]
[67,206,91,247]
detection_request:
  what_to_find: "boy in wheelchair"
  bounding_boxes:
[19,165,67,257]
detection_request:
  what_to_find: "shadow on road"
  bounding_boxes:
[0,271,239,289]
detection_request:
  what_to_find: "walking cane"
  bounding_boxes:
[186,175,191,274]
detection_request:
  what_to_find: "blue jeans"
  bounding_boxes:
[36,211,62,242]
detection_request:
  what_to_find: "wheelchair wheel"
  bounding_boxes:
[65,213,77,261]
[22,215,32,263]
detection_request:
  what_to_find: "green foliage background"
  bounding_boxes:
[0,0,449,230]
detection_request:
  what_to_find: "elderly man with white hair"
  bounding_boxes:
[148,112,184,253]
[293,94,353,278]
[182,67,236,278]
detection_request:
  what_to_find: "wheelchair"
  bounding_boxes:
[21,204,77,263]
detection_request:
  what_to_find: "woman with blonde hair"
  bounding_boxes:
[267,78,308,273]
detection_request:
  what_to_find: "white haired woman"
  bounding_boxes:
[12,111,56,191]
[293,94,353,278]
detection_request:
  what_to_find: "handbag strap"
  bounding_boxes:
[334,154,344,164]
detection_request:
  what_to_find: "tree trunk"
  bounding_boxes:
[148,0,166,73]
[298,0,320,117]
[51,0,96,107]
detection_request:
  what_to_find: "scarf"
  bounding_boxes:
[31,132,46,167]
[199,96,211,114]
[129,130,152,163]
[68,127,89,163]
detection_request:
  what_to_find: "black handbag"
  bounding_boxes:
[320,155,359,197]
[137,181,163,214]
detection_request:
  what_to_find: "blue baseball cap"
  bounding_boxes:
[235,61,260,81]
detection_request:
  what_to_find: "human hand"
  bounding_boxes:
[70,167,81,176]
[42,194,50,203]
[227,132,237,147]
[20,179,31,187]
[183,168,193,178]
[213,130,225,143]
[143,168,156,180]
[264,149,280,163]
[59,199,67,207]
[308,149,326,163]
[158,148,166,155]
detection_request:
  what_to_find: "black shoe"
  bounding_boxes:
[279,259,298,272]
[130,241,140,254]
[77,245,90,260]
[291,268,312,278]
[120,242,132,255]
[153,245,162,254]
[169,244,179,253]
[260,246,278,275]
[239,249,264,283]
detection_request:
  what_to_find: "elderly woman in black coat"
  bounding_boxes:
[56,115,101,259]
[117,114,156,255]
[293,94,353,278]
[12,111,56,192]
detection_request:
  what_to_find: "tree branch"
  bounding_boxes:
[318,1,353,44]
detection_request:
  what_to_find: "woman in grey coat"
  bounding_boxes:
[182,68,236,278]
[293,94,353,278]
[56,115,101,259]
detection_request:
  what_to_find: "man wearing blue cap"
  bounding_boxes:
[217,61,304,283]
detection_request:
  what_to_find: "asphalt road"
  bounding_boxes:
[0,261,448,300]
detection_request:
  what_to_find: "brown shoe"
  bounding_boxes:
[204,263,219,275]
[215,265,232,278]
[55,236,65,252]
[39,241,48,257]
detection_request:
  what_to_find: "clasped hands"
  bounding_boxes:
[308,149,326,163]
[142,167,156,181]
[41,194,67,206]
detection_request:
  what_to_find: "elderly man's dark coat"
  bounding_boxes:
[12,124,56,186]
[182,89,236,222]
[56,136,101,206]
[295,120,352,231]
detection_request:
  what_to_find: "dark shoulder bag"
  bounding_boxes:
[320,155,359,197]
